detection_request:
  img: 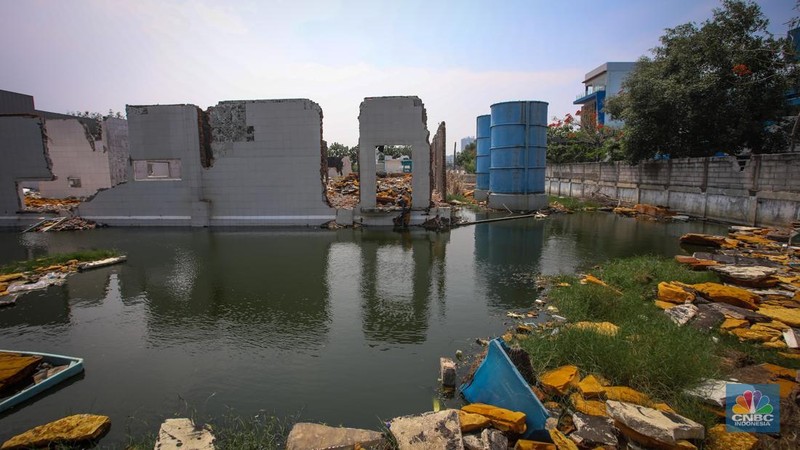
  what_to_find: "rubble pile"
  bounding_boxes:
[613,203,688,222]
[668,226,800,354]
[23,194,81,213]
[0,256,126,301]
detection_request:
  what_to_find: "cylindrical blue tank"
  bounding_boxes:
[489,101,548,194]
[475,115,491,191]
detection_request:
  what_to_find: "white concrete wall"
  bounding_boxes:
[78,99,335,226]
[358,97,430,209]
[546,154,800,226]
[0,116,53,218]
[38,119,113,198]
[78,105,200,226]
[203,100,334,226]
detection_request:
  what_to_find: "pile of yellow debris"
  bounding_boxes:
[613,203,688,221]
[326,173,415,209]
[23,195,81,213]
[664,226,800,355]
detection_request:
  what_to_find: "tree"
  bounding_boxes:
[605,0,798,161]
[67,109,125,120]
[327,142,356,160]
[547,111,625,163]
[456,141,477,173]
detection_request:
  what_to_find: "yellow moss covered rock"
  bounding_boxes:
[655,300,676,310]
[653,403,676,414]
[513,440,556,450]
[730,326,781,342]
[658,282,696,304]
[457,410,490,433]
[756,306,800,327]
[540,365,580,395]
[569,393,607,417]
[604,386,653,407]
[720,318,749,330]
[692,283,760,310]
[1,414,110,450]
[577,375,606,398]
[572,321,620,336]
[706,424,757,450]
[548,429,578,450]
[0,273,24,283]
[461,403,526,434]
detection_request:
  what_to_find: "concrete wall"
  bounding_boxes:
[546,153,800,226]
[104,117,130,186]
[431,122,446,201]
[38,119,113,198]
[0,90,35,114]
[358,96,430,209]
[0,115,53,218]
[78,100,335,226]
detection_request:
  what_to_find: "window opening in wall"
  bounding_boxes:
[375,145,413,209]
[133,160,182,181]
[68,177,82,188]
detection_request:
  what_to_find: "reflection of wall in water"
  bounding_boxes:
[473,220,545,310]
[95,230,337,350]
[358,230,448,344]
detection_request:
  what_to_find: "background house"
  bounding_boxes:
[573,62,636,127]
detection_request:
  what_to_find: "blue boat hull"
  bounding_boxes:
[460,339,550,441]
[0,350,84,414]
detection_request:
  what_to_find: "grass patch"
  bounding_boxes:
[519,255,798,429]
[548,195,600,210]
[446,193,472,204]
[122,409,295,450]
[0,249,120,275]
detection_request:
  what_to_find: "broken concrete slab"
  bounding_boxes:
[784,328,800,349]
[441,357,456,389]
[684,379,728,407]
[389,409,464,450]
[1,414,110,450]
[462,429,508,450]
[708,303,770,322]
[155,418,215,450]
[606,400,704,446]
[569,412,618,448]
[285,422,384,450]
[664,303,699,326]
[689,304,726,332]
[709,265,779,288]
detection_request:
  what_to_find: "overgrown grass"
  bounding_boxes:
[0,249,120,275]
[446,193,472,204]
[548,195,601,210]
[519,255,798,429]
[122,409,295,450]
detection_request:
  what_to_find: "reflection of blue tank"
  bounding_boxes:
[475,115,491,193]
[489,101,547,194]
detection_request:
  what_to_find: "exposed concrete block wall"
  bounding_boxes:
[104,117,130,186]
[358,96,431,209]
[38,119,113,198]
[431,121,446,200]
[0,115,53,218]
[546,153,800,226]
[0,90,35,114]
[202,99,333,226]
[78,100,335,226]
[78,105,200,226]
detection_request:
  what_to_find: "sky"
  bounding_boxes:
[0,0,795,153]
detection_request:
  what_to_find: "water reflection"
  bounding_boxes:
[358,230,449,344]
[474,219,545,310]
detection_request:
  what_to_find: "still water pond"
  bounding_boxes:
[0,212,726,444]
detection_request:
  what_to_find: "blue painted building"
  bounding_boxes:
[573,62,635,127]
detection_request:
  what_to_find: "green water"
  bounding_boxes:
[0,212,726,444]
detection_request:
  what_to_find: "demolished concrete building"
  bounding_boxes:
[36,112,129,198]
[77,96,449,228]
[1,92,449,228]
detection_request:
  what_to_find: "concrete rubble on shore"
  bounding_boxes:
[154,418,215,450]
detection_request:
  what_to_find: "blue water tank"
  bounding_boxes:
[489,101,548,194]
[475,115,491,191]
